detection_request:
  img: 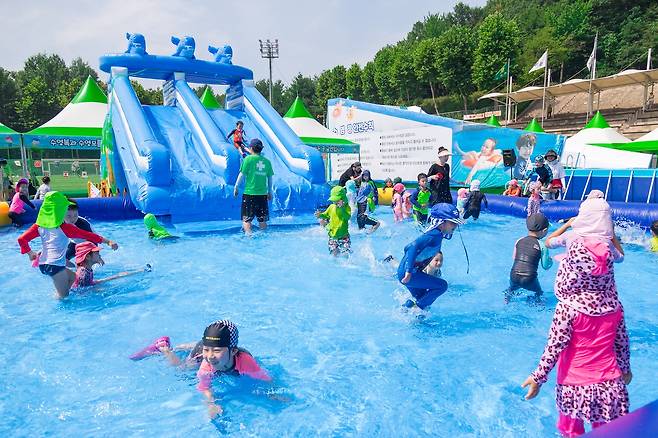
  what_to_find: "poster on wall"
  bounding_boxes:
[329,126,451,182]
[327,98,565,187]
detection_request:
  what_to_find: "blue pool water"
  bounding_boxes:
[1,212,657,437]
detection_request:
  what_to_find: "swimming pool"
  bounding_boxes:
[1,211,657,436]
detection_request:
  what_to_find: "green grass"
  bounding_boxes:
[46,174,100,198]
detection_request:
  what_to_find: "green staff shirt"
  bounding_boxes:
[240,154,274,195]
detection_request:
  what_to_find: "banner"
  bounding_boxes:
[22,134,101,149]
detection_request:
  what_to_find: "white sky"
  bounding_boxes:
[3,0,486,87]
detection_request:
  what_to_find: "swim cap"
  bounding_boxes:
[203,320,238,348]
[393,177,402,184]
[36,191,73,229]
[526,213,549,232]
[328,185,347,202]
[469,180,481,191]
[509,179,518,186]
[393,183,405,193]
[457,188,469,198]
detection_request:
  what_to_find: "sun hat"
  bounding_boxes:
[36,191,73,229]
[328,186,347,202]
[509,179,518,186]
[75,241,101,265]
[203,320,239,348]
[393,183,405,193]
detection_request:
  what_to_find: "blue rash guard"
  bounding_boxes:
[397,228,448,309]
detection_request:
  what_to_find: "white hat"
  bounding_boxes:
[437,147,451,158]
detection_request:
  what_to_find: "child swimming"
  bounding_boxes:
[392,183,410,222]
[650,220,658,252]
[130,320,270,418]
[316,186,352,256]
[462,180,488,221]
[143,213,177,240]
[17,191,118,298]
[522,195,631,436]
[8,178,36,227]
[72,241,150,289]
[409,173,431,225]
[504,213,553,304]
[398,203,462,311]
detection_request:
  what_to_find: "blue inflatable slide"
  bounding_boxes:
[99,34,327,222]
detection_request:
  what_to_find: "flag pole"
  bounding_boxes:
[541,52,548,127]
[587,32,598,119]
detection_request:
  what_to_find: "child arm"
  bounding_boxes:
[530,303,577,385]
[233,173,244,197]
[60,223,111,246]
[20,194,36,209]
[17,224,40,254]
[94,268,146,285]
[539,241,553,270]
[545,218,575,248]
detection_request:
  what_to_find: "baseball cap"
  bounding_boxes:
[526,213,549,232]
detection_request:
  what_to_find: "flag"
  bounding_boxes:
[529,50,547,73]
[587,33,598,73]
[494,64,508,81]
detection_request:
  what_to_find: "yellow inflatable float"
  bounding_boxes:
[0,201,11,226]
[378,187,393,206]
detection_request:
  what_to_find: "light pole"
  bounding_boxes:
[259,39,279,104]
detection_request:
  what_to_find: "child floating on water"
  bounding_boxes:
[522,191,631,437]
[409,173,431,225]
[72,241,150,289]
[650,220,658,252]
[316,186,352,256]
[504,213,552,304]
[8,178,35,227]
[392,183,411,222]
[144,213,177,240]
[398,204,462,312]
[130,320,270,418]
[463,180,488,221]
[503,179,521,197]
[17,192,118,298]
[355,170,380,232]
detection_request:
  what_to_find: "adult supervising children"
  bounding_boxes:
[233,139,274,234]
[428,147,454,205]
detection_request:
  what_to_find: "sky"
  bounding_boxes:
[3,0,486,87]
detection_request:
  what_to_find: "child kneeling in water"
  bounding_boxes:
[130,320,270,418]
[72,241,150,289]
[505,213,553,304]
[316,186,352,256]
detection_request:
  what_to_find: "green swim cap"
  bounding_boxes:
[144,213,173,240]
[36,191,73,229]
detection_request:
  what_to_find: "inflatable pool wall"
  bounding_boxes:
[99,33,329,222]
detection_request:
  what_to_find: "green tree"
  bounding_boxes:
[472,12,521,91]
[436,26,476,111]
[413,38,442,113]
[315,69,332,117]
[14,76,54,131]
[283,74,319,116]
[406,13,451,42]
[57,58,102,107]
[0,68,19,128]
[255,79,286,114]
[373,46,397,104]
[447,2,485,27]
[131,81,163,106]
[328,65,347,99]
[361,62,378,103]
[345,63,362,100]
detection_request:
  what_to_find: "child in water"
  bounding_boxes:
[144,213,177,240]
[8,178,36,227]
[503,179,522,197]
[72,241,151,289]
[527,181,542,216]
[463,180,488,221]
[130,320,270,419]
[409,173,431,225]
[456,188,469,217]
[17,192,119,298]
[392,183,410,222]
[522,192,630,437]
[505,213,553,304]
[355,170,380,232]
[650,220,658,252]
[316,186,352,256]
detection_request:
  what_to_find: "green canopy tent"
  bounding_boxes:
[485,114,501,127]
[283,97,359,180]
[524,118,545,133]
[22,76,108,196]
[199,86,221,109]
[0,122,27,183]
[591,126,658,154]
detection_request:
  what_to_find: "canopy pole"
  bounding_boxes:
[541,66,548,127]
[19,134,28,178]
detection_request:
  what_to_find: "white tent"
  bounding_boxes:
[561,111,652,168]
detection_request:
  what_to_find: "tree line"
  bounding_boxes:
[1,0,657,131]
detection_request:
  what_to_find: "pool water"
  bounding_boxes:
[1,211,657,437]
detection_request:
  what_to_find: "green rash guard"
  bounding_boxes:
[413,190,430,214]
[318,204,351,239]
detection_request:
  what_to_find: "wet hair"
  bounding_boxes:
[236,121,244,127]
[67,199,79,211]
[42,176,50,184]
[651,220,658,236]
[417,173,427,181]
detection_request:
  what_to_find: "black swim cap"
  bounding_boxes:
[527,213,549,232]
[202,320,239,348]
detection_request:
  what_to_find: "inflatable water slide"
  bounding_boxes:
[99,34,327,222]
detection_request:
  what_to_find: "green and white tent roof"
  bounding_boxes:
[561,111,651,168]
[26,76,107,139]
[0,122,20,148]
[283,97,358,152]
[200,86,221,109]
[524,118,545,133]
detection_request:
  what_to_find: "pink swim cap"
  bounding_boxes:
[393,183,405,193]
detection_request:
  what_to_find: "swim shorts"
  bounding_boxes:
[39,264,66,277]
[241,194,269,223]
[328,236,351,254]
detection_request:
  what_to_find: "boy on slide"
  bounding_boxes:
[130,320,270,418]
